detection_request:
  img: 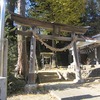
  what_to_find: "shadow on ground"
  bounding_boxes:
[40,77,100,92]
[61,94,100,100]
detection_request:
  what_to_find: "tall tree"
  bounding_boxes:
[6,0,17,40]
[29,0,86,25]
[83,0,100,36]
[16,0,29,79]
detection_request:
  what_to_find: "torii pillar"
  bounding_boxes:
[25,28,37,93]
[71,33,82,83]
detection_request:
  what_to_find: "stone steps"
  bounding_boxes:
[38,71,65,83]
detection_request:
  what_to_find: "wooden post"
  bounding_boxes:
[52,26,59,68]
[71,33,82,83]
[28,36,36,84]
[25,29,37,93]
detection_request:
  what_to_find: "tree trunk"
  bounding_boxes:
[16,0,29,80]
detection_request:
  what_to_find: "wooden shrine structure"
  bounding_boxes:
[40,52,54,69]
[10,11,88,84]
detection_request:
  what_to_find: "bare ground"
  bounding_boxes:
[7,77,100,100]
[7,94,57,100]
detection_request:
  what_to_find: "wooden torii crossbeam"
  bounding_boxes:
[16,30,85,41]
[10,11,88,83]
[10,11,87,34]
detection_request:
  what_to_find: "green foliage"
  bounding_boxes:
[28,0,86,25]
[7,72,26,96]
[8,41,17,71]
[5,11,17,41]
[7,0,17,12]
[82,0,100,36]
[5,16,26,95]
[5,12,17,71]
[5,9,25,95]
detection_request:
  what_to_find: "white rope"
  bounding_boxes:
[32,31,77,52]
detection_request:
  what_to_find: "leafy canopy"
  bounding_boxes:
[83,0,100,36]
[29,0,86,25]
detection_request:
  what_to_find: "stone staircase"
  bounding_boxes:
[37,71,65,83]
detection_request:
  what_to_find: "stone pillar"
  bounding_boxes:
[0,77,6,100]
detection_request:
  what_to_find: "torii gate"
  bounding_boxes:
[10,11,88,84]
